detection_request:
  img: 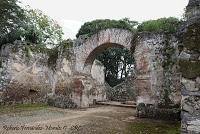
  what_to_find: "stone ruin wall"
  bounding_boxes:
[105,32,181,106]
[0,0,199,133]
[1,1,200,131]
[180,0,200,133]
[0,42,52,104]
[0,28,194,133]
[0,41,106,107]
[0,31,182,108]
[134,33,181,106]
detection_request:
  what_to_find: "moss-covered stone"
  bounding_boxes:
[47,47,59,69]
[162,39,176,69]
[183,23,200,52]
[179,60,200,79]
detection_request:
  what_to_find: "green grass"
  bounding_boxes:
[126,120,180,134]
[0,104,49,114]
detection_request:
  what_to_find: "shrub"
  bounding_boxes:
[76,19,137,38]
[137,17,180,33]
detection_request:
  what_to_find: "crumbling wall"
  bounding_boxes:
[106,77,137,101]
[0,41,107,107]
[179,0,200,133]
[134,33,181,106]
[0,41,52,104]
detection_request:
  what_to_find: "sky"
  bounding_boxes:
[20,0,189,39]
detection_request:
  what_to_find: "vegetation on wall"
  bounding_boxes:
[182,23,200,53]
[77,17,180,39]
[58,39,74,59]
[76,19,138,38]
[180,21,200,79]
[137,17,180,33]
[47,39,73,69]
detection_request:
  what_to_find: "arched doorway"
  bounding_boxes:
[74,28,159,105]
[74,28,135,73]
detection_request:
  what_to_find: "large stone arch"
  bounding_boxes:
[74,28,135,73]
[74,28,172,105]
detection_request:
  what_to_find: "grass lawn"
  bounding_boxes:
[126,119,180,134]
[0,104,49,115]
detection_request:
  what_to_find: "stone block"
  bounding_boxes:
[182,78,198,92]
[187,119,200,133]
[196,77,200,89]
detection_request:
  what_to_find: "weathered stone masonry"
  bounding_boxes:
[0,28,181,108]
[179,0,200,133]
[75,29,181,106]
[0,41,106,107]
[0,1,199,133]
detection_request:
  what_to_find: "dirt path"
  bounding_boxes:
[0,106,180,134]
[0,106,133,134]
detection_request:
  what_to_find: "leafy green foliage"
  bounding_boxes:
[0,0,25,45]
[0,1,64,47]
[22,9,64,45]
[137,17,180,33]
[97,48,134,87]
[76,19,138,38]
[76,17,180,39]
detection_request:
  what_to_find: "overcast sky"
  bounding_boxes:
[20,0,189,39]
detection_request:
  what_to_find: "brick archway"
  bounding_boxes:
[74,28,135,73]
[74,28,168,105]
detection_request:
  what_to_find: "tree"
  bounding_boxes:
[22,9,64,46]
[97,48,134,87]
[120,18,138,29]
[0,1,64,47]
[0,0,25,45]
